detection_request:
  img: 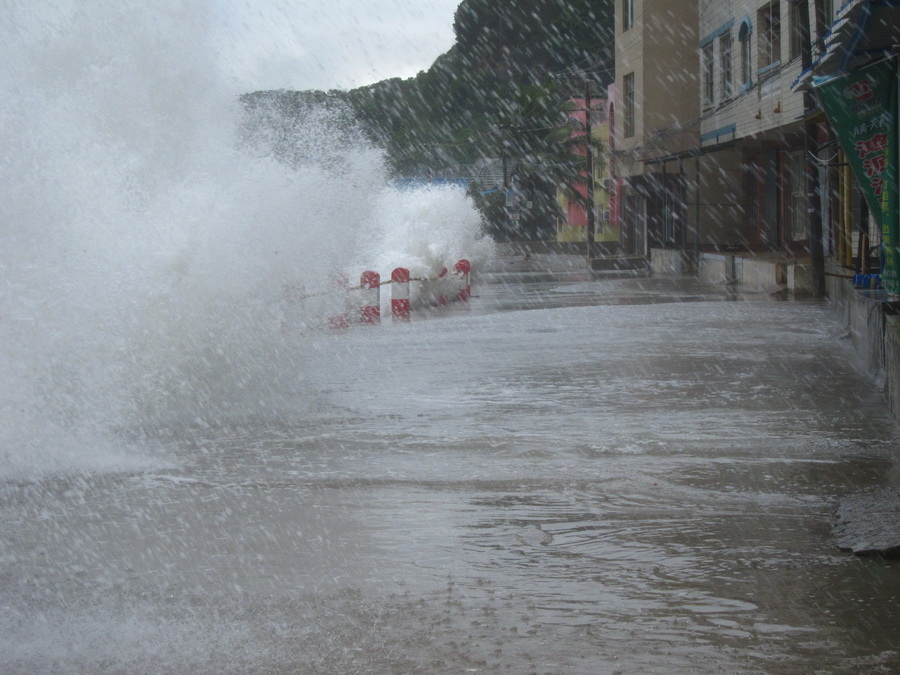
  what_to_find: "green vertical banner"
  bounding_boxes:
[816,58,900,295]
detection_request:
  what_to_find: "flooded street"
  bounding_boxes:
[3,265,900,673]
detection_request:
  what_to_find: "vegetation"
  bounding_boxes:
[240,0,614,239]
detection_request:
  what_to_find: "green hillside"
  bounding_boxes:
[240,0,614,238]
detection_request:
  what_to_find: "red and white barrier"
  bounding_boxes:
[288,259,472,331]
[359,270,380,324]
[412,260,472,311]
[454,259,471,301]
[391,267,411,321]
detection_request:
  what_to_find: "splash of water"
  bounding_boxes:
[0,2,492,479]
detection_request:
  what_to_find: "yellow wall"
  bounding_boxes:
[557,119,617,243]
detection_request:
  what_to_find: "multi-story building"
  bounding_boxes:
[692,0,900,290]
[555,97,617,246]
[612,0,900,291]
[613,0,740,260]
[697,1,841,258]
[613,0,698,256]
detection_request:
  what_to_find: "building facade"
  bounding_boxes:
[614,0,741,258]
[611,0,900,293]
[614,0,698,256]
[693,0,900,288]
[698,0,837,257]
[806,0,900,292]
[555,97,618,246]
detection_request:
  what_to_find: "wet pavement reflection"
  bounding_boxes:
[2,260,900,673]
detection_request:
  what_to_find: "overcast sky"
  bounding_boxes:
[216,0,462,92]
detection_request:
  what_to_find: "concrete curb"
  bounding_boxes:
[827,274,900,557]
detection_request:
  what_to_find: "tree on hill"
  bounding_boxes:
[241,0,614,238]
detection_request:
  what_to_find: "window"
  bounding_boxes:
[702,43,715,107]
[720,32,733,100]
[623,0,634,31]
[758,2,781,71]
[623,72,635,138]
[739,20,752,87]
[789,1,803,60]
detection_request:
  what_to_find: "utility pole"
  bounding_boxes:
[585,77,596,256]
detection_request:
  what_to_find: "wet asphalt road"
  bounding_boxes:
[2,260,899,673]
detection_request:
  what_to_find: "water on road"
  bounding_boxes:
[3,264,899,674]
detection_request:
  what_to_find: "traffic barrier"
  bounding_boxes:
[359,270,380,324]
[455,259,471,301]
[286,259,473,331]
[391,267,411,321]
[405,259,471,315]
